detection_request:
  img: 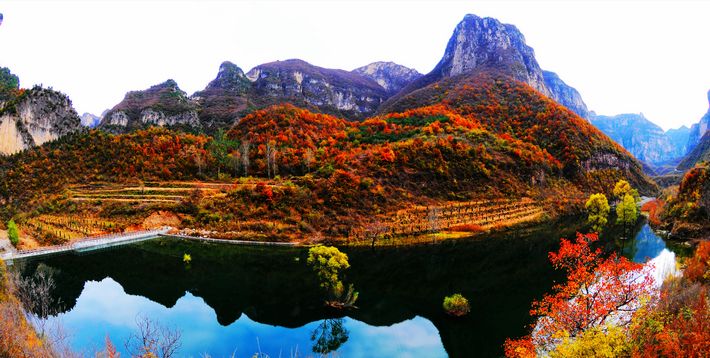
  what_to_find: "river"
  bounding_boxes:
[14,218,675,357]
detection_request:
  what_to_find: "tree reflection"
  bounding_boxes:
[310,318,349,355]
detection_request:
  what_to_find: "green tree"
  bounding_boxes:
[7,220,19,247]
[307,245,358,307]
[616,193,638,237]
[585,193,610,233]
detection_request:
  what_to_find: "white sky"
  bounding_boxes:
[0,0,708,130]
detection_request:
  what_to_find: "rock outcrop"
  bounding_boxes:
[0,68,81,155]
[80,112,101,128]
[384,14,592,119]
[191,61,253,132]
[543,71,590,119]
[352,61,421,96]
[394,14,551,100]
[99,79,200,133]
[678,131,710,170]
[687,90,710,152]
[246,59,388,120]
[590,113,689,165]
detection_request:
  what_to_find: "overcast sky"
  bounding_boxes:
[1,0,708,130]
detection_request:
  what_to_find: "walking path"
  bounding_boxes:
[168,234,300,247]
[0,227,171,263]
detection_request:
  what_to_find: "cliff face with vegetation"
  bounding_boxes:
[246,59,388,120]
[99,79,200,133]
[352,61,422,96]
[661,165,710,239]
[0,68,81,155]
[590,113,688,164]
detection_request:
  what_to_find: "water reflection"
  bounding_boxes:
[622,223,668,263]
[311,318,349,354]
[54,277,445,357]
[16,217,588,357]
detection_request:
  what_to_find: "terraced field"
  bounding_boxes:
[24,215,119,244]
[67,181,235,203]
[349,198,545,242]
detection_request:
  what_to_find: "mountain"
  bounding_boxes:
[191,61,253,132]
[381,71,656,195]
[590,113,688,164]
[246,59,388,120]
[99,79,200,133]
[384,14,591,121]
[543,71,590,119]
[352,61,422,96]
[662,165,710,239]
[678,131,710,170]
[392,14,550,99]
[687,90,710,152]
[666,125,691,157]
[0,67,81,155]
[80,112,101,128]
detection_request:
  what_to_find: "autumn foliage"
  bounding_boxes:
[506,233,654,355]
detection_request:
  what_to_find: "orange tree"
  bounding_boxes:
[505,232,654,356]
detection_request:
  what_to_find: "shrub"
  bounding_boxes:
[443,293,470,316]
[6,220,19,247]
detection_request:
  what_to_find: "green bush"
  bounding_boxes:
[7,220,19,247]
[443,293,470,317]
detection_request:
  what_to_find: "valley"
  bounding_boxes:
[0,7,708,358]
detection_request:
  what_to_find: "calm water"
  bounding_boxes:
[14,218,670,357]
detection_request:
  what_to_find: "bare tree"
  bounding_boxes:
[266,140,278,179]
[240,140,250,176]
[303,148,315,173]
[12,269,63,340]
[124,315,182,358]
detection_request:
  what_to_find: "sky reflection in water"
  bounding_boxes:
[52,278,446,357]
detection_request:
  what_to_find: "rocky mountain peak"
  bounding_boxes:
[99,79,200,132]
[0,83,81,155]
[205,61,250,93]
[434,14,549,96]
[352,61,422,95]
[80,112,101,128]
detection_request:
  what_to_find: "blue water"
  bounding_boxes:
[622,223,669,263]
[57,278,445,357]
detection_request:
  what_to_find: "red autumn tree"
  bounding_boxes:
[506,233,654,355]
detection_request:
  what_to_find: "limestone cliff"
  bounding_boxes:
[99,79,200,133]
[246,59,388,120]
[0,82,81,155]
[352,61,421,96]
[687,90,710,152]
[543,71,590,119]
[590,113,687,164]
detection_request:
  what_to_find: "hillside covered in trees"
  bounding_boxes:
[0,72,657,244]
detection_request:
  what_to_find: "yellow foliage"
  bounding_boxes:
[547,325,630,358]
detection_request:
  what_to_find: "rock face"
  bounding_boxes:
[666,125,691,158]
[397,14,550,98]
[386,14,592,119]
[352,61,422,96]
[543,71,590,119]
[687,90,710,152]
[590,113,688,164]
[191,61,253,132]
[246,59,388,120]
[80,112,101,128]
[678,131,710,170]
[0,68,81,155]
[99,79,200,133]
